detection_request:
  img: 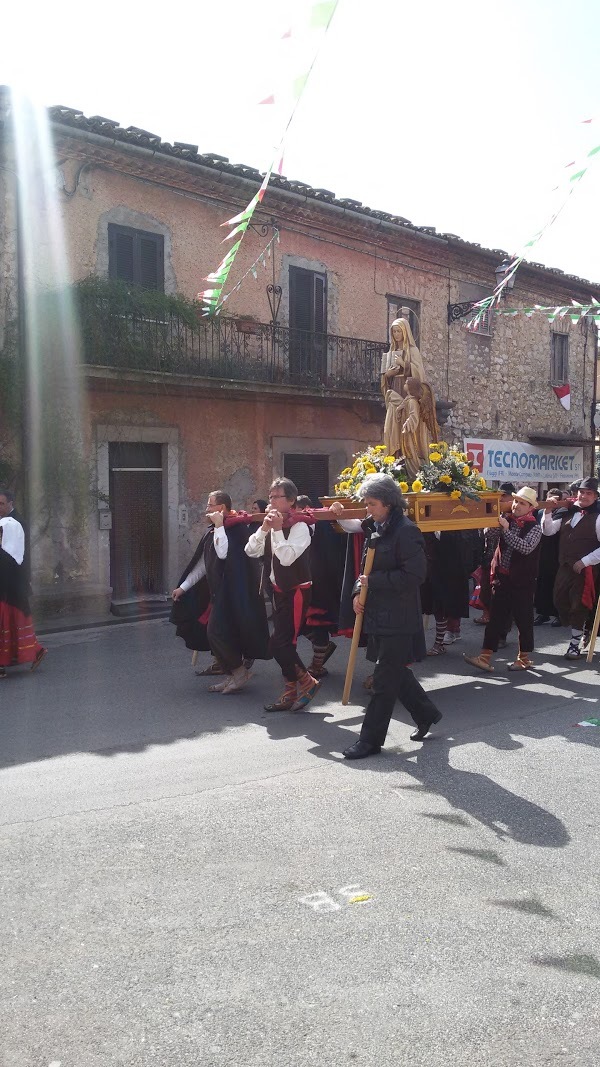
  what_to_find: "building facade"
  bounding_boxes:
[0,91,598,618]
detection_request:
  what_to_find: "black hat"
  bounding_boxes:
[578,477,599,493]
[499,482,516,494]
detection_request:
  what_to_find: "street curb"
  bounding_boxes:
[38,610,171,637]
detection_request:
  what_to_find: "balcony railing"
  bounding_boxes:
[80,296,386,396]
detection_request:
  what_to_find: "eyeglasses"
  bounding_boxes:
[268,493,287,500]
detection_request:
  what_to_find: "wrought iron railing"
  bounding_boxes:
[79,296,386,395]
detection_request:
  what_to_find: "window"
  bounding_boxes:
[289,267,327,334]
[387,296,420,345]
[551,332,569,384]
[468,309,491,336]
[283,453,330,504]
[288,267,327,380]
[108,224,164,291]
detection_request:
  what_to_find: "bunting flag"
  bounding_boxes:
[466,120,600,328]
[199,0,339,316]
[466,297,600,330]
[218,229,280,308]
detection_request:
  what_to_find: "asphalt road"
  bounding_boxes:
[1,618,599,1067]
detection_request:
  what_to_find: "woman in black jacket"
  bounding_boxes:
[334,474,442,759]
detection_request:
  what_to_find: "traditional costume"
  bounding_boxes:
[302,520,347,677]
[465,487,542,673]
[245,509,318,711]
[542,478,600,659]
[0,516,46,678]
[170,512,270,692]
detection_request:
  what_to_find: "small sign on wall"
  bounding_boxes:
[98,510,112,530]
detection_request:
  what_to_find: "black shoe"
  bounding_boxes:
[534,614,550,625]
[550,617,562,628]
[410,711,442,742]
[343,740,382,760]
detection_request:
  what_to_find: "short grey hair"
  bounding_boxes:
[356,474,406,509]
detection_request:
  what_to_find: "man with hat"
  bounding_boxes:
[465,486,542,673]
[541,477,600,659]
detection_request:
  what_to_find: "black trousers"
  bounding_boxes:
[207,612,243,673]
[360,634,440,748]
[483,573,536,654]
[271,586,311,682]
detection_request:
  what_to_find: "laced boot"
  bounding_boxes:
[309,640,337,678]
[264,681,297,712]
[463,648,494,673]
[292,670,320,711]
[508,650,534,671]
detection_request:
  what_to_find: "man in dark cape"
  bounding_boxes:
[296,496,347,678]
[171,491,270,693]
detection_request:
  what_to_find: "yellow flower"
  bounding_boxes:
[462,465,470,477]
[439,474,452,484]
[477,477,487,489]
[412,479,423,493]
[472,467,479,476]
[340,467,351,476]
[365,463,376,473]
[450,489,461,499]
[384,455,395,464]
[375,444,387,452]
[429,442,439,449]
[429,451,442,463]
[399,481,409,493]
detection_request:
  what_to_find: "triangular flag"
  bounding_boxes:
[553,384,571,410]
[259,95,275,105]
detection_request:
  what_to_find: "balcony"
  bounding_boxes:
[79,290,386,398]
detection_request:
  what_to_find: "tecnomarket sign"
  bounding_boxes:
[464,438,584,483]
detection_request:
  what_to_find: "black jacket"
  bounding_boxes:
[353,507,426,635]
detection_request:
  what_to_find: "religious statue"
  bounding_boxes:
[396,377,440,479]
[380,311,425,397]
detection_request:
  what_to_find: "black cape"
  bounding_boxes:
[170,523,270,659]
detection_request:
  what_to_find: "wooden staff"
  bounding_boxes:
[342,545,376,705]
[586,592,600,664]
[191,650,199,667]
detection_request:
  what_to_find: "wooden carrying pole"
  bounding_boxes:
[342,545,376,706]
[586,592,600,663]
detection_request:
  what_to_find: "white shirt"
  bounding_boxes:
[0,516,24,565]
[179,526,228,591]
[542,508,600,567]
[337,518,363,534]
[245,522,312,584]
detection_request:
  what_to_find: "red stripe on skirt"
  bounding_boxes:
[0,603,44,666]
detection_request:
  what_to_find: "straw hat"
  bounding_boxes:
[512,486,538,507]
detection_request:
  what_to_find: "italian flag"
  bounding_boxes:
[553,384,571,410]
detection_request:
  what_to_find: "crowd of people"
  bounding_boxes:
[169,472,600,760]
[2,472,598,760]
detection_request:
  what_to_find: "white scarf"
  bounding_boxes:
[0,516,25,565]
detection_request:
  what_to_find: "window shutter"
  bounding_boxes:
[107,224,164,290]
[283,453,330,503]
[112,231,134,282]
[313,273,326,334]
[289,267,314,331]
[139,235,163,290]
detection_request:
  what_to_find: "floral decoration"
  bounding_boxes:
[335,441,488,500]
[334,445,408,498]
[414,442,487,499]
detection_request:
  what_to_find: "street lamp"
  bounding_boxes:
[494,260,516,296]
